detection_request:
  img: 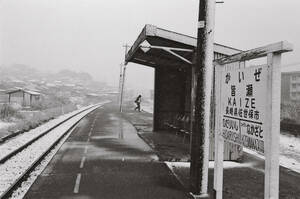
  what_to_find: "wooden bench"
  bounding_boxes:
[179,115,190,143]
[164,114,191,143]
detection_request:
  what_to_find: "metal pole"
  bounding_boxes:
[118,63,123,108]
[190,0,216,196]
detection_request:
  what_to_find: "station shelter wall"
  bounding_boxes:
[153,52,242,160]
[153,65,187,130]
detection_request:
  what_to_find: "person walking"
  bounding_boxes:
[134,95,142,112]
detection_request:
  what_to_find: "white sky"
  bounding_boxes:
[0,0,299,89]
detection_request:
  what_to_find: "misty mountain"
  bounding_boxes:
[56,69,93,82]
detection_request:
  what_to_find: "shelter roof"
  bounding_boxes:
[125,24,242,68]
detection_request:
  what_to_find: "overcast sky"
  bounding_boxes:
[0,0,299,89]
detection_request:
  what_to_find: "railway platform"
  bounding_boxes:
[122,104,300,199]
[24,103,191,199]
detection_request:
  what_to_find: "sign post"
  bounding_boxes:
[264,53,281,199]
[213,64,224,199]
[213,41,293,199]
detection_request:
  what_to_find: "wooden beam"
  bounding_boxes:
[153,67,160,131]
[215,41,293,65]
[150,45,194,52]
[163,49,193,64]
[132,58,156,67]
[133,52,189,69]
[125,27,147,64]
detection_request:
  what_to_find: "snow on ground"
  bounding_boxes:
[0,122,14,130]
[166,161,255,170]
[167,133,300,174]
[141,100,153,114]
[245,133,300,173]
[0,102,109,198]
[0,101,108,161]
[279,133,300,173]
[9,122,78,199]
[280,133,300,155]
[0,122,14,138]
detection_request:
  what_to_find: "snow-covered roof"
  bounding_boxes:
[6,88,41,95]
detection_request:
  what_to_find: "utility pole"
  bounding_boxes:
[119,63,126,112]
[119,44,130,112]
[118,63,123,109]
[190,0,216,196]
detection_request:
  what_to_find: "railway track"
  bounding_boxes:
[0,102,108,199]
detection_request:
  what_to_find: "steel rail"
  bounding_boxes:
[0,103,107,198]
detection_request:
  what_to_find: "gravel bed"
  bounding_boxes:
[9,123,77,199]
[0,102,107,162]
[0,102,108,198]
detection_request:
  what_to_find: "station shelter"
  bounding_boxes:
[125,24,242,160]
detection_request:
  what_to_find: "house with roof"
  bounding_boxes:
[0,89,8,103]
[6,88,41,107]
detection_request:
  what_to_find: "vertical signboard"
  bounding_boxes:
[221,65,268,154]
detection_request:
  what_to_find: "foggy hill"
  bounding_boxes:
[0,64,108,93]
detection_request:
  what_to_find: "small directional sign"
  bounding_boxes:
[140,40,151,53]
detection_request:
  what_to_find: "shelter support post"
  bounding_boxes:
[190,0,215,196]
[153,67,159,131]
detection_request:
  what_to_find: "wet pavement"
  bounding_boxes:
[24,103,190,199]
[121,103,300,199]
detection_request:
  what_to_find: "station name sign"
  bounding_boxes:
[221,65,268,154]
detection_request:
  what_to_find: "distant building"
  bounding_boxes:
[6,88,41,107]
[0,89,8,103]
[150,89,154,100]
[281,71,300,103]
